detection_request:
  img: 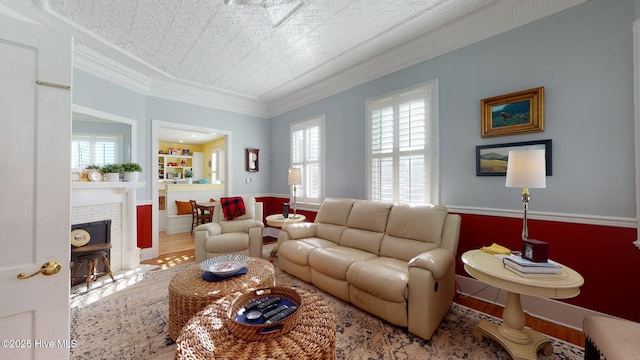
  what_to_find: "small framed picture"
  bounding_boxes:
[246,148,259,172]
[476,139,552,176]
[481,87,544,138]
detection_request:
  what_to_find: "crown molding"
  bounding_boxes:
[74,45,270,118]
[8,0,585,119]
[266,0,587,117]
[148,78,269,119]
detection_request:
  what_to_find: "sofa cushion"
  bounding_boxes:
[347,257,408,303]
[279,240,318,266]
[279,237,338,266]
[381,235,439,263]
[315,223,347,244]
[340,228,384,255]
[385,204,447,244]
[308,246,376,280]
[175,201,192,215]
[339,200,391,254]
[315,198,354,226]
[346,200,392,233]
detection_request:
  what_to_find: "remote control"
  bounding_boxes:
[262,305,289,321]
[243,296,274,311]
[266,305,297,323]
[260,303,278,313]
[256,296,281,309]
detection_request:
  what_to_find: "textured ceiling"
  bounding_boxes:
[0,0,584,116]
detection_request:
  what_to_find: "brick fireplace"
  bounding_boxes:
[71,182,145,271]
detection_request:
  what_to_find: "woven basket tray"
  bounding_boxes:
[226,286,302,341]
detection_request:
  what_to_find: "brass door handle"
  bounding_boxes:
[17,261,62,279]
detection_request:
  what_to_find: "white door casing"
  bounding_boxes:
[0,14,72,359]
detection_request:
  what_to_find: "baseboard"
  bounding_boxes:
[455,275,610,331]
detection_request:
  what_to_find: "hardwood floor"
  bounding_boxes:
[142,232,584,347]
[140,231,195,270]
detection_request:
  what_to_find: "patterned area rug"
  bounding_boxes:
[69,245,584,359]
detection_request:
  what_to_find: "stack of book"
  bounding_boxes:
[499,254,563,278]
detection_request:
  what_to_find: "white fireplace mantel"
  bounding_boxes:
[71,181,146,270]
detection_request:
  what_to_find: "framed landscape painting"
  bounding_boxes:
[476,139,552,176]
[481,87,544,138]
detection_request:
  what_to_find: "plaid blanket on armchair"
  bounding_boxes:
[220,196,246,220]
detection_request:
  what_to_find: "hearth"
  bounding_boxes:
[70,220,111,286]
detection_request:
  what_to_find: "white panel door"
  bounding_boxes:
[0,14,72,359]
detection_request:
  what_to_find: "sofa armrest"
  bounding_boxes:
[194,222,222,236]
[281,222,317,239]
[409,248,454,280]
[247,220,265,230]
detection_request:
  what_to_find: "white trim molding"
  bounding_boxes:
[448,206,637,229]
[633,18,640,249]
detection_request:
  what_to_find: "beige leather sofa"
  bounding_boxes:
[194,197,264,262]
[277,198,461,340]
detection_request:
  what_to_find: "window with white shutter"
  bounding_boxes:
[290,115,324,205]
[71,134,122,168]
[367,80,439,204]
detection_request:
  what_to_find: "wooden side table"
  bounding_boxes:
[265,214,306,256]
[461,249,584,360]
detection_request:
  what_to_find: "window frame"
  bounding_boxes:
[366,80,439,204]
[290,114,325,206]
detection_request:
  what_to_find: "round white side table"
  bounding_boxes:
[461,249,583,360]
[266,214,306,256]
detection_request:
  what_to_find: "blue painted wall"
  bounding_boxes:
[270,0,637,218]
[72,0,637,219]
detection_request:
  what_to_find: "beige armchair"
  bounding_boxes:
[194,197,264,262]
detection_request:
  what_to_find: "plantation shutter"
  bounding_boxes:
[291,115,324,204]
[71,134,121,168]
[367,82,436,204]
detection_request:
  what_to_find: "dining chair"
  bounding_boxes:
[190,200,211,234]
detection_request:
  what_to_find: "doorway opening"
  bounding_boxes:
[146,120,233,261]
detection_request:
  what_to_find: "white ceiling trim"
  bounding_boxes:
[267,0,587,116]
[74,45,270,118]
[48,0,585,119]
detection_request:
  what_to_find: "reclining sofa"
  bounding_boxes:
[277,198,461,340]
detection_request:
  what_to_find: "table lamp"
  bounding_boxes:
[288,167,302,218]
[505,149,546,240]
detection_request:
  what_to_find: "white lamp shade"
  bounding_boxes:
[288,167,302,185]
[505,149,546,188]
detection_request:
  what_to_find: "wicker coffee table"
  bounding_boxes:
[175,288,337,359]
[168,257,275,340]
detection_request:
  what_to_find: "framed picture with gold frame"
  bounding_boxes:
[481,87,544,138]
[245,148,259,172]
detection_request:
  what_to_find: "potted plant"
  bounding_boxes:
[100,163,124,182]
[122,162,142,182]
[184,169,193,184]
